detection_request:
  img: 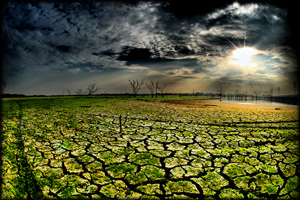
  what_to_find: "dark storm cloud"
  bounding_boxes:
[66,62,102,70]
[2,2,135,77]
[117,47,153,63]
[55,45,72,53]
[174,45,195,56]
[201,34,233,48]
[96,49,117,56]
[158,1,231,17]
[1,1,296,95]
[113,46,206,72]
[176,76,199,79]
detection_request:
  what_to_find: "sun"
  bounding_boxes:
[231,47,257,66]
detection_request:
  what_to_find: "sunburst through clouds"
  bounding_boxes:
[231,47,257,66]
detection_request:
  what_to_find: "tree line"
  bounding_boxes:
[73,79,167,98]
[129,79,167,98]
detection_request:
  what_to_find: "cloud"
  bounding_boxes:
[2,1,296,95]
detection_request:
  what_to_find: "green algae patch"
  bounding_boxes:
[141,165,165,180]
[129,152,161,166]
[202,172,229,190]
[149,150,172,157]
[106,163,137,178]
[91,171,111,185]
[100,184,118,198]
[137,184,163,195]
[85,161,103,172]
[233,176,253,190]
[164,180,199,195]
[224,163,247,178]
[165,157,189,168]
[125,172,148,185]
[219,188,244,199]
[95,151,125,165]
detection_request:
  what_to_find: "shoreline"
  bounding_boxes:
[207,99,299,110]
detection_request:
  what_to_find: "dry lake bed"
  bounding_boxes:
[1,96,299,199]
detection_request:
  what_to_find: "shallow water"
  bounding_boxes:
[210,99,299,107]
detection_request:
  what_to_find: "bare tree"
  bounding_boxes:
[192,89,195,96]
[87,83,101,95]
[76,88,84,95]
[270,89,273,96]
[146,80,156,98]
[216,86,225,99]
[253,90,258,100]
[158,83,167,98]
[129,79,144,97]
[235,90,239,100]
[244,90,248,100]
[63,89,68,96]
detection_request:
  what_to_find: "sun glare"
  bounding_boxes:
[231,47,257,66]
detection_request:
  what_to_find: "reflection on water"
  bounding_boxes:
[210,99,299,107]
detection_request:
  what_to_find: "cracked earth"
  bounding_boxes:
[2,98,299,199]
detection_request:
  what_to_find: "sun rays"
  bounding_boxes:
[231,47,257,66]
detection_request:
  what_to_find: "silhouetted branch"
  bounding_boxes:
[87,83,101,95]
[129,79,144,97]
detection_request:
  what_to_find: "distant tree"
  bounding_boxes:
[235,90,239,100]
[244,90,248,100]
[76,88,84,95]
[270,89,273,96]
[192,89,195,96]
[158,83,167,98]
[129,79,144,97]
[87,84,101,95]
[216,86,224,99]
[253,90,258,100]
[146,80,156,98]
[63,89,70,95]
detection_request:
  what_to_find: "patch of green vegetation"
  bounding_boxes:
[106,163,137,178]
[141,165,165,180]
[164,180,199,195]
[234,176,252,190]
[224,163,246,178]
[100,184,118,198]
[278,162,297,177]
[219,188,244,199]
[137,184,162,195]
[284,176,298,193]
[203,172,229,190]
[129,152,160,166]
[125,172,148,185]
[264,184,278,194]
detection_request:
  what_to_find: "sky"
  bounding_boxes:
[1,0,299,95]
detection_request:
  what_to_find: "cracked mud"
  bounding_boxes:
[2,98,299,199]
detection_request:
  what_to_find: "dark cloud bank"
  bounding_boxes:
[1,1,299,95]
